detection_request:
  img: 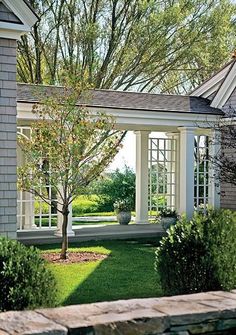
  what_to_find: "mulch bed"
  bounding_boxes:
[42,251,108,264]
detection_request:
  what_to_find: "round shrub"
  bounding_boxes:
[155,209,236,296]
[0,238,57,311]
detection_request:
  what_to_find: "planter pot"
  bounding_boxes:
[117,211,131,225]
[161,217,177,230]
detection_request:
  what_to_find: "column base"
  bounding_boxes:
[23,222,37,230]
[54,229,75,237]
[135,219,149,224]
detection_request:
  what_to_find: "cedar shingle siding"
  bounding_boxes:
[0,38,17,238]
[0,2,22,24]
[221,87,236,210]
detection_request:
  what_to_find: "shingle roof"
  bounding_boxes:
[17,83,223,115]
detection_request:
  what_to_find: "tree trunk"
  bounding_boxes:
[61,205,69,259]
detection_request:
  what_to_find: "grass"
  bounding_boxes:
[39,238,162,306]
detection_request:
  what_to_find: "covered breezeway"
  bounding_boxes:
[16,84,223,238]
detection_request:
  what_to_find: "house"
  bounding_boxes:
[0,0,38,239]
[0,0,235,239]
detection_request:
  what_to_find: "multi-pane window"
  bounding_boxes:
[17,126,57,230]
[194,135,209,212]
[148,137,177,214]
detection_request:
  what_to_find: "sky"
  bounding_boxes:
[107,131,166,172]
[108,131,136,172]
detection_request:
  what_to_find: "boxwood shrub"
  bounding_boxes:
[155,209,236,296]
[0,238,57,311]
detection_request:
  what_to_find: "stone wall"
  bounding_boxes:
[0,38,17,239]
[0,291,236,334]
[221,87,236,210]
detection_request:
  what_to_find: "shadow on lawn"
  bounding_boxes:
[60,238,163,305]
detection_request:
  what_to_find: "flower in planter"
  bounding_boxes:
[155,208,178,230]
[159,208,178,218]
[113,199,132,213]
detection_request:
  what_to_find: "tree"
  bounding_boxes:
[17,85,125,259]
[89,166,136,212]
[18,0,236,93]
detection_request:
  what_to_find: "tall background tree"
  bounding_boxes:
[18,0,236,93]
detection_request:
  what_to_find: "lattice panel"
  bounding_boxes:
[148,137,177,214]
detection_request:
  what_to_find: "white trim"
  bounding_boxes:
[191,62,232,97]
[0,28,21,39]
[17,102,221,131]
[211,62,236,108]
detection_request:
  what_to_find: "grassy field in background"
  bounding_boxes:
[39,238,162,306]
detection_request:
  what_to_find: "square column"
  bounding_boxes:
[135,131,150,224]
[178,127,196,218]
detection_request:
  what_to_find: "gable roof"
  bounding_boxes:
[211,60,236,108]
[190,60,234,99]
[17,83,223,115]
[190,57,236,109]
[0,2,22,24]
[0,0,38,39]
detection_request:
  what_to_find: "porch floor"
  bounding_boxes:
[17,223,165,245]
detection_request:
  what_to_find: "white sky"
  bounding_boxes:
[108,131,136,171]
[107,131,166,172]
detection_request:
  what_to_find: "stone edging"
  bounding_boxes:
[0,290,236,334]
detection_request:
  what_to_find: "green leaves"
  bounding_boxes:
[17,85,124,212]
[18,0,236,93]
[155,209,236,296]
[0,238,57,311]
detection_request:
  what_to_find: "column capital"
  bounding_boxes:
[165,132,180,138]
[134,130,151,136]
[178,126,197,133]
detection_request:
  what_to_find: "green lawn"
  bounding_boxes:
[39,238,162,306]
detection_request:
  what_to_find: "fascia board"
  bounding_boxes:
[17,102,221,128]
[0,28,21,39]
[201,81,221,99]
[211,62,236,108]
[3,0,38,30]
[191,64,231,97]
[0,21,30,32]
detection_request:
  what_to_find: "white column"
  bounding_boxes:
[22,191,36,229]
[209,130,221,208]
[55,198,75,237]
[178,127,196,218]
[135,131,150,224]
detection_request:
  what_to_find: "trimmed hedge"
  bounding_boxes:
[72,195,99,216]
[0,238,57,311]
[155,209,236,296]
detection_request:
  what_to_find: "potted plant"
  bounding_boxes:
[114,200,132,225]
[158,208,178,230]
